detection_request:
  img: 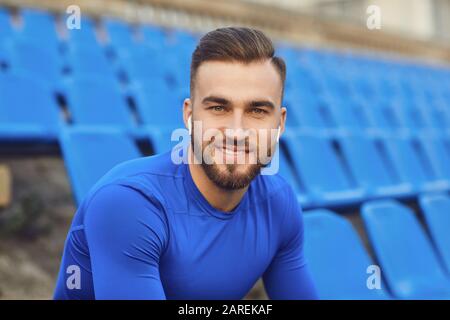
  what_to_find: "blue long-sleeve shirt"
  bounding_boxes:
[53,151,318,299]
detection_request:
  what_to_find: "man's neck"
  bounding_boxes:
[188,149,248,213]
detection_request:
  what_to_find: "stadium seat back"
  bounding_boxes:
[0,72,60,136]
[304,209,389,299]
[339,135,396,191]
[20,9,59,48]
[59,127,141,204]
[66,76,133,127]
[362,200,450,299]
[419,194,450,275]
[286,134,352,193]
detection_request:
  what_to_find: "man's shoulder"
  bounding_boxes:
[84,151,184,206]
[253,172,297,202]
[100,151,181,182]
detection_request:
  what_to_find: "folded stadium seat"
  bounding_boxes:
[169,30,196,82]
[304,209,390,299]
[65,75,135,129]
[104,18,135,49]
[148,126,186,155]
[354,97,398,136]
[66,46,116,80]
[316,73,350,100]
[418,135,450,188]
[347,74,379,100]
[282,90,329,131]
[0,39,11,72]
[117,44,171,84]
[0,8,13,43]
[318,94,368,132]
[281,91,302,129]
[0,72,61,140]
[277,144,310,207]
[163,47,191,89]
[338,133,413,198]
[59,127,141,204]
[19,8,60,52]
[132,80,184,130]
[422,99,450,134]
[389,99,431,134]
[66,16,101,52]
[418,193,450,275]
[0,41,9,68]
[362,200,450,299]
[283,131,365,207]
[7,40,62,89]
[141,24,167,49]
[286,66,320,95]
[382,135,449,193]
[171,28,197,51]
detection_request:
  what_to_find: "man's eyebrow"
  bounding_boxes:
[248,100,275,109]
[202,96,230,106]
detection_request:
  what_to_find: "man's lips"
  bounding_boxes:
[214,144,251,154]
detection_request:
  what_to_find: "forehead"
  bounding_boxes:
[193,60,283,104]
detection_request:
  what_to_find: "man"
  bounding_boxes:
[54,27,318,300]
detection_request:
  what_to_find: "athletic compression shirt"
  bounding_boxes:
[53,151,318,299]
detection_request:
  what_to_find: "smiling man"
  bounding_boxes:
[54,27,318,300]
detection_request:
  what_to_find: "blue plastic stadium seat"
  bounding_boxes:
[141,24,166,48]
[117,44,171,84]
[428,101,450,133]
[338,134,413,198]
[419,102,450,133]
[320,95,368,131]
[304,209,390,299]
[104,18,134,48]
[172,28,197,49]
[67,16,100,50]
[59,127,141,204]
[390,101,430,133]
[278,144,310,206]
[283,90,328,130]
[7,40,62,87]
[65,75,134,129]
[0,8,13,42]
[382,135,449,193]
[0,72,61,140]
[132,80,184,130]
[66,46,116,79]
[419,193,450,276]
[362,200,450,299]
[284,132,364,206]
[148,126,187,155]
[19,9,59,50]
[418,135,450,187]
[357,98,398,134]
[0,40,10,67]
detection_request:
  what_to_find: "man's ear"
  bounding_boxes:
[183,98,193,131]
[279,106,287,139]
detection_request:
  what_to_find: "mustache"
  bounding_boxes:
[207,135,257,153]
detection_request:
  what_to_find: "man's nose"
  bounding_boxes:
[225,113,248,142]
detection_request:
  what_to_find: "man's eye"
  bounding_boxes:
[251,108,267,115]
[211,106,225,112]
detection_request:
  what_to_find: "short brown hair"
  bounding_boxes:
[190,27,286,98]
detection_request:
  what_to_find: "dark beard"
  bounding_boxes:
[191,132,267,190]
[201,162,262,190]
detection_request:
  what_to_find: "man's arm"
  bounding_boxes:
[84,183,169,299]
[263,187,319,300]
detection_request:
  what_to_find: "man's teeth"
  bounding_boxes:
[216,146,246,155]
[223,148,245,155]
